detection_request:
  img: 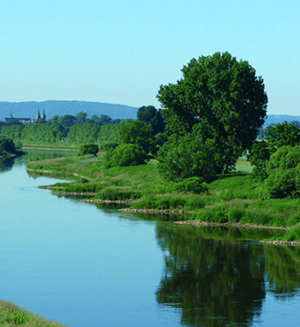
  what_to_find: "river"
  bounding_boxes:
[0,152,300,327]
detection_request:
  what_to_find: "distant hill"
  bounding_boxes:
[264,115,300,127]
[0,100,138,121]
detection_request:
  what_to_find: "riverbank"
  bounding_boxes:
[26,154,300,243]
[0,300,65,326]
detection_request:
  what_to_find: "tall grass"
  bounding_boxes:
[0,300,65,326]
[283,223,300,241]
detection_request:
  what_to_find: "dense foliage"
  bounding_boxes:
[137,105,165,135]
[0,136,16,155]
[104,143,147,168]
[250,122,300,199]
[78,143,99,156]
[157,51,268,174]
[104,120,154,167]
[156,127,216,182]
[260,146,300,199]
[0,113,131,145]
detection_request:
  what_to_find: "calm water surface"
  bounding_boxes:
[0,153,300,327]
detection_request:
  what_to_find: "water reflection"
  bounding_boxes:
[265,245,300,298]
[0,157,15,173]
[155,223,300,327]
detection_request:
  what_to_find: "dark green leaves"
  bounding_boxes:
[157,52,268,174]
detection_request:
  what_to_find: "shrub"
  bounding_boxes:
[169,177,208,194]
[78,143,99,156]
[104,143,148,168]
[156,133,216,182]
[261,146,300,199]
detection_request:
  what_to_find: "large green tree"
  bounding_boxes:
[157,52,268,173]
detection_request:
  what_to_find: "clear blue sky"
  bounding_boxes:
[1,0,299,115]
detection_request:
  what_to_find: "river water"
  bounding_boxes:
[0,152,300,327]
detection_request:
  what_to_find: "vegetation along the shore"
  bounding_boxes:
[0,300,65,327]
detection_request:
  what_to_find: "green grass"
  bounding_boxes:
[27,154,300,240]
[0,300,66,326]
[283,223,300,241]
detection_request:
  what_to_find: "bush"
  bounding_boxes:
[261,146,300,199]
[78,143,99,156]
[168,177,208,194]
[156,132,216,182]
[104,143,148,168]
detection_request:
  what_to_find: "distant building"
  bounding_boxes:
[5,110,46,124]
[41,109,46,120]
[5,113,34,124]
[36,109,41,120]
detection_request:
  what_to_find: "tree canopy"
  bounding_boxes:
[157,52,268,173]
[137,105,165,135]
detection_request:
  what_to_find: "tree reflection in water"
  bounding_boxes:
[155,223,300,327]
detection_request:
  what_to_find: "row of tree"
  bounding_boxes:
[0,117,127,144]
[0,107,165,146]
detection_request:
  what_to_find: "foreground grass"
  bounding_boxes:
[27,155,300,240]
[0,300,65,326]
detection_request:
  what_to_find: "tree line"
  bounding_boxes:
[0,108,165,147]
[0,112,132,145]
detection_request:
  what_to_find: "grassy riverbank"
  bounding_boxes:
[27,154,300,242]
[0,300,65,326]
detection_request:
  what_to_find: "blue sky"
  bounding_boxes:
[0,0,299,115]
